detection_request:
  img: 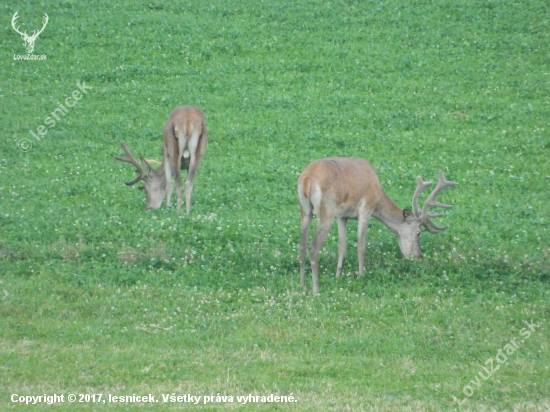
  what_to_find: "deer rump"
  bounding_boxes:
[163,109,206,175]
[298,158,382,221]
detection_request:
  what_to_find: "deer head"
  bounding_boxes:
[115,142,166,209]
[395,170,458,258]
[11,11,49,54]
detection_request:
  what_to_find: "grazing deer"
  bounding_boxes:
[115,106,208,213]
[297,157,457,294]
[11,11,49,54]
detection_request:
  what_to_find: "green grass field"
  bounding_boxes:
[1,0,549,410]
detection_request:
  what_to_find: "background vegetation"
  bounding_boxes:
[1,0,548,410]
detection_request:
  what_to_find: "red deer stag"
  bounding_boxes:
[115,106,208,214]
[297,157,457,294]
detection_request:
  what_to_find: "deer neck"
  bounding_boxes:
[152,161,168,183]
[372,191,405,234]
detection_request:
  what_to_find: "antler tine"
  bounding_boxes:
[114,141,147,186]
[424,219,449,234]
[420,170,458,232]
[411,176,433,218]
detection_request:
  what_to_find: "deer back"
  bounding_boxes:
[298,157,384,219]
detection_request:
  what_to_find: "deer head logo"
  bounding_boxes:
[11,11,49,54]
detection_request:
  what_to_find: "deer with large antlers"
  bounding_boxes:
[11,12,49,54]
[297,157,457,294]
[115,106,208,214]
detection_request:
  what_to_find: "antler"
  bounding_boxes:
[31,14,49,39]
[11,12,48,39]
[115,142,147,185]
[11,12,27,37]
[411,170,458,234]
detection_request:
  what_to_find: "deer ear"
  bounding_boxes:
[140,157,154,174]
[403,209,413,219]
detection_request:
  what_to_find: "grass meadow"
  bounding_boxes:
[1,0,549,410]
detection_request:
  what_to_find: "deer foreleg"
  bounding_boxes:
[184,132,201,214]
[176,135,188,213]
[164,152,173,207]
[185,158,198,215]
[356,212,372,275]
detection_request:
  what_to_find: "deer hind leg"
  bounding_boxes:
[336,218,348,277]
[298,201,313,290]
[184,130,201,214]
[309,210,334,295]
